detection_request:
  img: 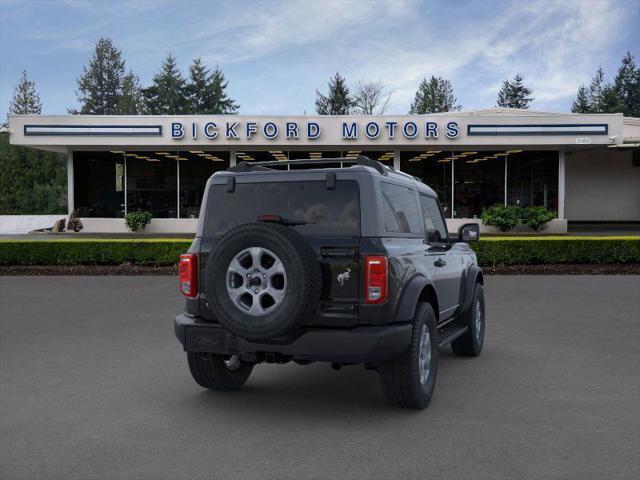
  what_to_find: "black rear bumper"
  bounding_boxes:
[175,314,411,364]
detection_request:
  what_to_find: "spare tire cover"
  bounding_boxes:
[205,222,322,342]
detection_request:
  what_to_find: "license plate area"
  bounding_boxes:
[185,327,228,352]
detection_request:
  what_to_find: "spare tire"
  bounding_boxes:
[205,222,322,342]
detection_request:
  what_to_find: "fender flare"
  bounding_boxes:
[458,265,483,315]
[395,275,437,323]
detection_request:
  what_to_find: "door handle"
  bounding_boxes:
[434,258,447,267]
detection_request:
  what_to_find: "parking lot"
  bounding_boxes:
[1,275,639,480]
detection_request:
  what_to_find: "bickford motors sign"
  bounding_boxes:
[171,119,461,141]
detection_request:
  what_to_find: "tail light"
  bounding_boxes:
[179,254,197,298]
[364,256,388,304]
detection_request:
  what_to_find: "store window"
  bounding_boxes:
[453,151,505,218]
[178,151,229,218]
[73,151,125,217]
[507,150,558,213]
[126,153,177,218]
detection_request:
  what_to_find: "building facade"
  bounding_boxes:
[8,109,640,233]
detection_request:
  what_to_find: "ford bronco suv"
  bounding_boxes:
[175,156,485,409]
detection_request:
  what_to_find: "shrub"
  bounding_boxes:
[0,239,192,266]
[66,210,83,232]
[481,205,520,232]
[521,206,556,232]
[125,211,153,232]
[0,238,638,267]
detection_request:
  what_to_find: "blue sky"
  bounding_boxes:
[1,0,638,117]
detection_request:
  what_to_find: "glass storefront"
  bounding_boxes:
[74,151,125,217]
[74,148,559,220]
[74,150,229,218]
[401,150,559,218]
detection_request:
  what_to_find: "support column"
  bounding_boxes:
[230,150,236,167]
[558,149,566,219]
[66,149,74,216]
[504,154,508,206]
[393,150,401,171]
[176,158,180,219]
[451,153,455,218]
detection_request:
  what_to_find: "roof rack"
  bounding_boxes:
[227,155,388,175]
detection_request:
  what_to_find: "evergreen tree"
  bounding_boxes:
[75,37,126,114]
[409,76,460,114]
[143,53,188,114]
[571,85,591,113]
[587,66,607,112]
[9,70,42,116]
[613,51,640,117]
[496,73,534,109]
[207,65,239,114]
[315,73,353,115]
[116,71,144,114]
[185,59,239,114]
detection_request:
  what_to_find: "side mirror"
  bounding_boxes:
[458,223,480,242]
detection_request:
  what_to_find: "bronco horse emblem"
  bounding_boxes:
[336,268,351,286]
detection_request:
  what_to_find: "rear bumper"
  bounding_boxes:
[175,314,411,364]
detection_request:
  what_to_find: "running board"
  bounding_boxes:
[438,324,468,347]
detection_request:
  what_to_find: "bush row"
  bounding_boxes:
[0,240,192,266]
[471,237,640,266]
[0,238,639,267]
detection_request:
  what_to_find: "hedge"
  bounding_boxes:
[470,237,640,266]
[0,237,639,266]
[0,239,192,266]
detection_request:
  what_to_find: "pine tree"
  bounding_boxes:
[207,65,239,114]
[613,51,640,117]
[409,76,460,114]
[315,73,353,115]
[75,37,126,114]
[9,70,42,116]
[571,85,591,113]
[143,53,188,114]
[185,60,239,114]
[116,71,144,114]
[186,58,209,114]
[587,67,607,112]
[496,74,534,109]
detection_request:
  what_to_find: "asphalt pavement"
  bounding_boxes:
[1,275,639,480]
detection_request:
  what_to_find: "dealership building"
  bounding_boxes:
[8,109,640,233]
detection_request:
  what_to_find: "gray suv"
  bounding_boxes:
[175,156,485,409]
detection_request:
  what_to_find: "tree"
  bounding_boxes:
[571,85,591,113]
[409,76,460,114]
[613,51,640,117]
[496,74,534,109]
[315,73,353,115]
[75,37,126,114]
[8,70,42,117]
[186,59,239,114]
[587,67,608,112]
[353,80,391,114]
[116,71,144,115]
[143,53,188,114]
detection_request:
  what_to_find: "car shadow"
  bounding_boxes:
[176,354,458,422]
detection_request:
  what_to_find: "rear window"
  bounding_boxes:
[380,182,421,234]
[204,180,360,237]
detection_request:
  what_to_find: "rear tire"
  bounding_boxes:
[378,302,438,409]
[451,283,485,357]
[187,353,253,391]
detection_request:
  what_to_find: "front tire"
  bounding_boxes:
[451,283,485,357]
[187,353,253,391]
[378,302,439,409]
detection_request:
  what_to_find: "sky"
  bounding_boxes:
[0,0,638,117]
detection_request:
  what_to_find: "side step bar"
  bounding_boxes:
[438,323,468,347]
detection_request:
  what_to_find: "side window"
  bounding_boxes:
[420,195,448,243]
[380,182,421,234]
